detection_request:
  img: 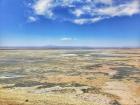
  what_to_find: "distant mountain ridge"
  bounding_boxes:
[0,45,139,50]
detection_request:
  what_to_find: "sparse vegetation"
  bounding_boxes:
[0,49,140,105]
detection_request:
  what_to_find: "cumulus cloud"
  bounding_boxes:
[72,9,85,17]
[31,0,140,24]
[33,0,53,17]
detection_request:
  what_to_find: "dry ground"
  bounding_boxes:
[0,49,140,105]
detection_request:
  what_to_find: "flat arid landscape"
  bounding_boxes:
[1,0,140,105]
[0,49,140,105]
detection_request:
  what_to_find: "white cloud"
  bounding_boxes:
[96,1,140,17]
[72,9,84,17]
[28,16,37,22]
[61,37,76,41]
[73,17,103,25]
[31,0,140,24]
[33,0,53,17]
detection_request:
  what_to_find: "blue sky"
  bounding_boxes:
[0,0,140,47]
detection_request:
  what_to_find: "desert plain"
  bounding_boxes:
[0,49,140,105]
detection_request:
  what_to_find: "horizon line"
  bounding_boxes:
[0,45,140,50]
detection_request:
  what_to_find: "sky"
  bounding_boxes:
[0,0,140,47]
